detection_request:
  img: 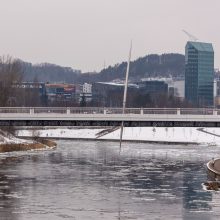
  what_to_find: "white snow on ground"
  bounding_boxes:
[0,130,33,145]
[17,128,103,139]
[99,127,219,144]
[16,127,220,145]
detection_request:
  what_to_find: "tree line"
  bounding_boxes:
[0,56,44,107]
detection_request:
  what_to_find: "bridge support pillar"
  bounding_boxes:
[214,110,218,116]
[177,108,180,115]
[67,108,70,115]
[30,108,34,114]
[140,109,144,115]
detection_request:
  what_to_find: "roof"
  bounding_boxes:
[97,82,124,87]
[96,82,139,88]
[141,77,172,82]
[45,84,75,88]
[187,41,214,52]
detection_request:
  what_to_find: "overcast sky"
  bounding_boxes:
[0,0,219,72]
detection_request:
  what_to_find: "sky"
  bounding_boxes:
[0,0,219,72]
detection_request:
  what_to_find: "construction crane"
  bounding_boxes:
[182,30,198,42]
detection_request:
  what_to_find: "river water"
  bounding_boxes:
[1,140,220,220]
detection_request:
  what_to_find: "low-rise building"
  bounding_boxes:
[137,80,168,95]
[82,83,92,94]
[80,83,92,103]
[45,83,76,103]
[92,82,138,107]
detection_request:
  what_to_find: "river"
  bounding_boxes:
[0,140,220,220]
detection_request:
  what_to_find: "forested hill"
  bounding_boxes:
[78,53,185,83]
[22,62,81,83]
[21,53,184,83]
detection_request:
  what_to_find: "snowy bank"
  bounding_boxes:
[0,130,33,145]
[0,130,56,153]
[16,127,220,145]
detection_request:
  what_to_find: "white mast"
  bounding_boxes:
[119,41,132,151]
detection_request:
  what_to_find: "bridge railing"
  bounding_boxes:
[33,107,67,114]
[143,108,178,115]
[0,107,220,116]
[69,107,105,114]
[180,108,216,115]
[0,107,30,114]
[105,108,140,114]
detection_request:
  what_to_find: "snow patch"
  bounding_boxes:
[0,130,33,145]
[16,127,220,145]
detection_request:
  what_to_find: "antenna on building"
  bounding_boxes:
[182,30,198,42]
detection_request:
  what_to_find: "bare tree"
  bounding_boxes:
[0,55,23,106]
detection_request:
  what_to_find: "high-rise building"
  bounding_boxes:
[185,41,214,107]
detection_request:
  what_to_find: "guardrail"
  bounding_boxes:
[0,107,219,116]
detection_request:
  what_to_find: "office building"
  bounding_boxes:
[185,41,214,107]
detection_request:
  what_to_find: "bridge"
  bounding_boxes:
[1,107,220,127]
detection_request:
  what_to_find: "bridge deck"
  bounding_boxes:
[0,107,220,127]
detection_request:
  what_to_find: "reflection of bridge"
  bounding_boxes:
[1,107,220,127]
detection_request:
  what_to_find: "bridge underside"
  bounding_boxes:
[1,120,220,127]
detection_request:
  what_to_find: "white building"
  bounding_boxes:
[80,83,92,103]
[82,83,92,94]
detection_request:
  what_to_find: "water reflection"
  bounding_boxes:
[0,141,220,220]
[0,157,23,220]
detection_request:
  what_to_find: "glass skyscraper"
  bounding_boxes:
[185,41,214,107]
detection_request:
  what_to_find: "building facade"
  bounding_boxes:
[138,80,168,95]
[185,41,214,107]
[82,83,92,94]
[92,82,138,107]
[45,83,76,103]
[80,83,92,103]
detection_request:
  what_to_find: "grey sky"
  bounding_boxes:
[0,0,219,72]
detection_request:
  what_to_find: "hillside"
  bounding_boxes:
[78,53,185,83]
[21,62,81,83]
[20,53,184,83]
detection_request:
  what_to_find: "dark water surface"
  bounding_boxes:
[1,141,220,220]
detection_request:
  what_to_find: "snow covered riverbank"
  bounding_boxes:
[0,130,57,153]
[16,127,220,146]
[0,130,33,145]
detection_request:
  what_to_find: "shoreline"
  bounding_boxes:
[0,138,57,153]
[18,136,198,145]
